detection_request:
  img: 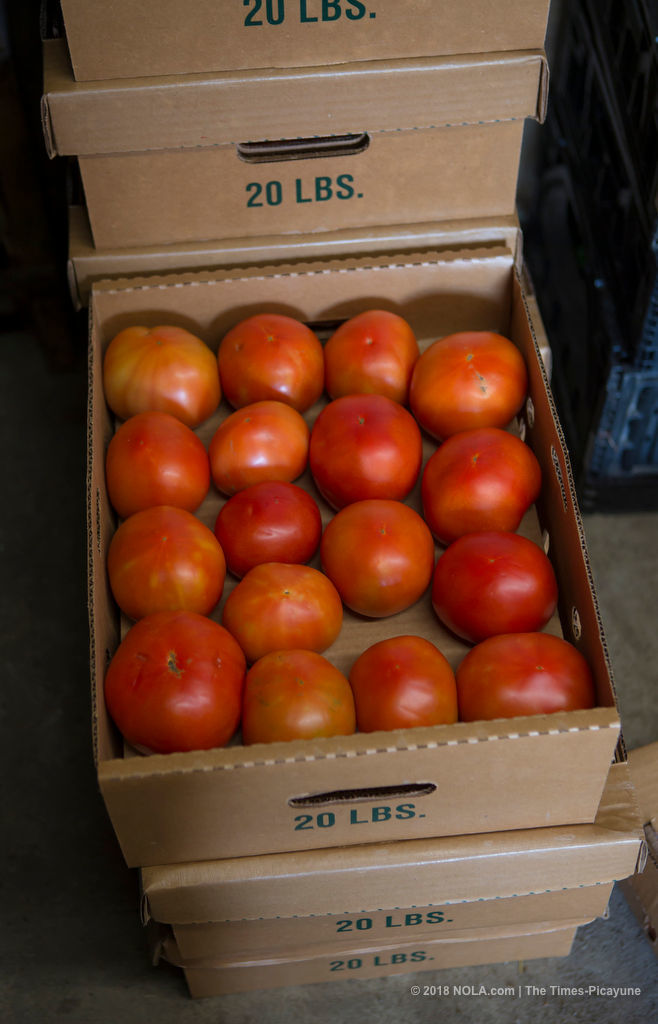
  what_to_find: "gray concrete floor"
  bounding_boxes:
[1,327,657,1023]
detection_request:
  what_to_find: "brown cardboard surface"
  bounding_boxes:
[87,248,621,868]
[155,925,579,997]
[42,40,548,155]
[77,120,526,250]
[58,1,552,81]
[621,742,658,958]
[628,742,658,828]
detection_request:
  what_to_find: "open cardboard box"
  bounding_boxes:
[42,40,548,249]
[621,742,658,958]
[140,761,643,962]
[57,0,553,81]
[151,923,581,997]
[88,241,622,868]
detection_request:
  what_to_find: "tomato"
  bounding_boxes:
[107,505,226,621]
[222,562,343,663]
[323,310,420,404]
[214,481,323,578]
[431,531,558,643]
[208,400,310,496]
[104,610,246,753]
[421,427,542,545]
[103,325,221,428]
[217,313,324,412]
[409,331,528,440]
[241,649,356,744]
[348,635,458,732]
[320,499,435,617]
[456,632,596,722]
[105,411,210,519]
[309,394,423,509]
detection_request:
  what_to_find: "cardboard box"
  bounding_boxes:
[42,40,548,249]
[87,244,621,868]
[621,742,658,958]
[58,0,553,81]
[140,761,642,960]
[152,925,581,997]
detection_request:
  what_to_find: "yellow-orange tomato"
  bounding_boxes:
[105,411,211,518]
[242,649,356,744]
[217,313,324,412]
[107,505,226,621]
[324,309,420,404]
[208,400,310,496]
[222,562,343,663]
[103,324,221,428]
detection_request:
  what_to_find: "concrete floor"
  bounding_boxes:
[1,326,657,1023]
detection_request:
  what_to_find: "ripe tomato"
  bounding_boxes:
[103,324,221,428]
[214,481,322,578]
[107,505,226,621]
[241,649,356,744]
[320,499,435,617]
[222,562,343,663]
[421,427,542,545]
[431,531,558,644]
[217,313,324,412]
[309,394,423,509]
[456,632,596,721]
[104,610,246,753]
[323,310,420,404]
[409,331,528,440]
[349,635,458,732]
[208,400,310,496]
[105,411,210,519]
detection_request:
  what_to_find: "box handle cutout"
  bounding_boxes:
[237,133,370,164]
[571,606,582,641]
[550,445,568,512]
[289,782,436,808]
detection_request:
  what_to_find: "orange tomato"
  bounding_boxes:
[323,309,420,404]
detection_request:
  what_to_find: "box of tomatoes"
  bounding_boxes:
[87,243,622,868]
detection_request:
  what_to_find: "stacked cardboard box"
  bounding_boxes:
[622,743,658,959]
[42,0,649,997]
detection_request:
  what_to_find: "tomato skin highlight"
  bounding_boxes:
[349,635,458,732]
[409,331,528,440]
[103,324,221,428]
[421,426,542,545]
[104,610,246,754]
[323,309,420,404]
[105,411,211,518]
[309,394,423,509]
[107,505,226,621]
[320,499,435,618]
[214,481,322,578]
[217,313,324,412]
[241,649,356,744]
[456,632,596,722]
[222,562,343,664]
[431,531,558,643]
[208,400,310,496]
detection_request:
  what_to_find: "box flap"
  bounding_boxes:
[628,742,658,827]
[42,38,548,157]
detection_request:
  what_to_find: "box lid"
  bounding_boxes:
[41,38,548,157]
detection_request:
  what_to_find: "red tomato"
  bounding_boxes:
[309,394,423,509]
[104,610,246,753]
[103,324,221,428]
[208,400,310,496]
[105,411,210,518]
[409,331,528,440]
[320,499,435,618]
[241,649,356,744]
[217,313,324,412]
[431,531,558,643]
[323,310,420,404]
[214,481,322,578]
[349,635,458,732]
[456,632,596,721]
[222,562,343,663]
[107,505,226,621]
[421,427,542,545]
